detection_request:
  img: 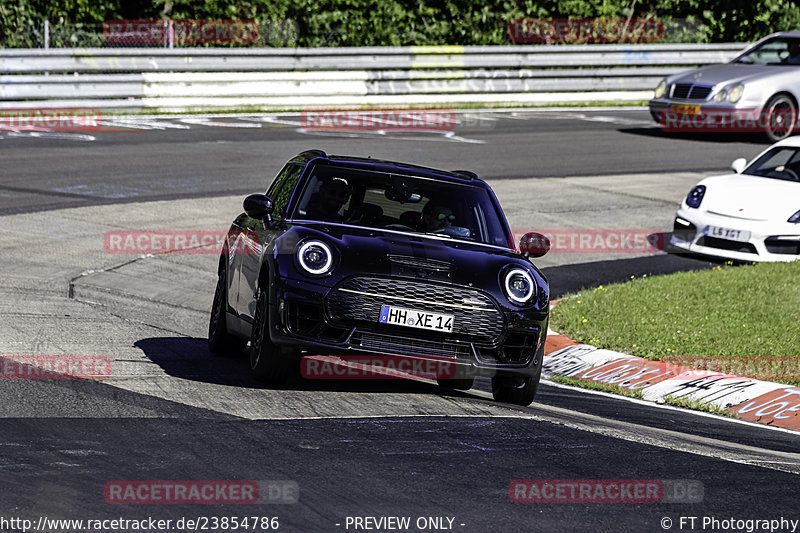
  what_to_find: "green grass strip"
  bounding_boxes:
[550,262,800,382]
[549,375,644,399]
[661,395,737,417]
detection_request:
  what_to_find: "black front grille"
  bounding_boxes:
[765,237,800,255]
[349,330,472,359]
[286,301,349,341]
[697,236,757,254]
[672,84,712,100]
[477,331,539,365]
[673,218,697,241]
[326,276,504,343]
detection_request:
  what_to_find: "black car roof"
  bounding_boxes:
[288,149,489,187]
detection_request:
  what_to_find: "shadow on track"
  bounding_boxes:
[617,126,767,145]
[134,337,459,397]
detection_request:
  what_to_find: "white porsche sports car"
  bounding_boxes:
[671,137,800,262]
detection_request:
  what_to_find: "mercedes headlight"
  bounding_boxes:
[297,240,334,275]
[504,268,535,305]
[654,80,667,99]
[728,84,744,103]
[715,89,728,103]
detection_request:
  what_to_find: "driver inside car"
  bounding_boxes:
[420,201,456,232]
[305,177,352,222]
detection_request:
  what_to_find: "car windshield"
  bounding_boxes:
[744,147,800,182]
[291,163,511,247]
[734,37,800,65]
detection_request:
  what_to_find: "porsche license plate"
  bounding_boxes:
[670,104,701,115]
[706,225,751,242]
[379,305,453,332]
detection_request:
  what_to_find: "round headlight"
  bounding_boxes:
[504,268,535,304]
[729,84,744,103]
[654,80,667,98]
[715,89,728,103]
[297,240,333,275]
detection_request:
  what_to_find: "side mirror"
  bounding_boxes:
[519,232,550,258]
[731,158,747,174]
[243,194,274,219]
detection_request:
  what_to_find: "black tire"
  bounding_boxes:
[491,346,543,406]
[763,94,797,143]
[491,374,539,406]
[249,286,293,383]
[208,265,246,357]
[437,377,475,391]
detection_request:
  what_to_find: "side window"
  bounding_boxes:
[751,40,789,63]
[267,164,303,220]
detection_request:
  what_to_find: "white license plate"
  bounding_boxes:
[379,305,453,332]
[706,225,751,242]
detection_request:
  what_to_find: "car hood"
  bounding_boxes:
[700,174,800,221]
[282,222,546,298]
[669,63,795,88]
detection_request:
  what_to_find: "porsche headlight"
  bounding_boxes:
[654,80,667,98]
[297,240,333,275]
[715,89,728,103]
[504,268,535,305]
[686,185,706,209]
[789,210,800,223]
[728,84,744,103]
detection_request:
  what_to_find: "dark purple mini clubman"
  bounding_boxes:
[208,150,551,405]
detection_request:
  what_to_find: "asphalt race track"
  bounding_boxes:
[1,109,798,533]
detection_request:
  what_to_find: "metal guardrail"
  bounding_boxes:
[0,44,746,111]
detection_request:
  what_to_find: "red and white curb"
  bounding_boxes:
[542,332,800,431]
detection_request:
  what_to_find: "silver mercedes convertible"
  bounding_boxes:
[649,32,800,142]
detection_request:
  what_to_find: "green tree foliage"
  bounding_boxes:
[2,0,799,47]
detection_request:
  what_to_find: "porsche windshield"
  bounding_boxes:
[734,37,800,65]
[744,147,800,182]
[291,164,511,247]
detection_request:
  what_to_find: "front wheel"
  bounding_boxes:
[492,346,543,406]
[763,94,797,143]
[208,265,246,357]
[250,286,294,383]
[492,374,539,406]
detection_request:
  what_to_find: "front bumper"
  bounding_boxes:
[268,275,547,378]
[670,207,800,262]
[648,99,766,127]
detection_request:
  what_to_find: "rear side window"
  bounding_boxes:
[267,164,303,220]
